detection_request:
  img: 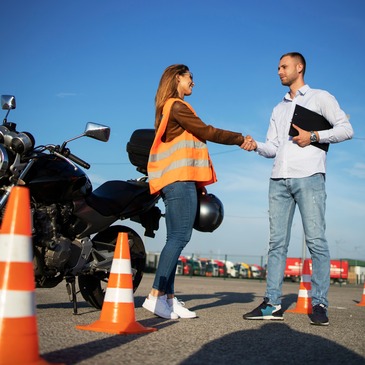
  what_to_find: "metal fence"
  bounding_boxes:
[145,251,365,284]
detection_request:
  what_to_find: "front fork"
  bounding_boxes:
[0,158,35,210]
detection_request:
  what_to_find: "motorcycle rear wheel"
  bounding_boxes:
[78,225,146,310]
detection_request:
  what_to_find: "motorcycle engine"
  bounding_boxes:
[33,203,73,270]
[44,236,72,269]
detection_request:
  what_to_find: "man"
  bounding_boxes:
[241,52,353,326]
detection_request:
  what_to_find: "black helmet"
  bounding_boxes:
[194,188,224,232]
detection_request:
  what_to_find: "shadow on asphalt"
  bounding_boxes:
[37,291,301,317]
[43,319,175,365]
[42,321,365,365]
[179,322,365,365]
[135,291,256,311]
[135,292,300,313]
[39,292,365,364]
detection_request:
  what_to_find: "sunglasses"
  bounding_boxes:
[182,72,193,81]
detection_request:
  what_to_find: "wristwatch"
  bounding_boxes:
[310,131,318,143]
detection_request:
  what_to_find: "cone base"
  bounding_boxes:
[356,302,365,307]
[286,307,312,314]
[286,298,312,314]
[76,319,157,334]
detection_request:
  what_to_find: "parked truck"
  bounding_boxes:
[223,260,237,277]
[233,262,252,279]
[284,257,349,284]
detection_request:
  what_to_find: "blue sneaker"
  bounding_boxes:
[243,297,284,320]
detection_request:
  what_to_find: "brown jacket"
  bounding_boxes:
[161,100,245,145]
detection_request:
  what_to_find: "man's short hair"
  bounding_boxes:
[280,52,306,76]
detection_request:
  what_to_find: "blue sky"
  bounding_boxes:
[1,0,364,263]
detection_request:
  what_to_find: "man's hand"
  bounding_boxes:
[291,124,316,147]
[241,135,257,151]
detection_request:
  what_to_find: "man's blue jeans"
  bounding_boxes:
[265,174,330,307]
[152,181,197,295]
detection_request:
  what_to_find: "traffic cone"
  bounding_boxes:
[356,282,365,307]
[76,232,157,334]
[287,259,312,314]
[0,186,62,365]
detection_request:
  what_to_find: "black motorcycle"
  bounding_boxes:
[0,95,161,313]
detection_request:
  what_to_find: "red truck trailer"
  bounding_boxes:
[284,258,348,284]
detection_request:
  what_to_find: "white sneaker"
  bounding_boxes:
[168,297,197,318]
[142,294,178,319]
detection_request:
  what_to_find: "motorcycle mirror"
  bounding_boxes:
[1,95,16,110]
[84,122,110,142]
[1,95,16,124]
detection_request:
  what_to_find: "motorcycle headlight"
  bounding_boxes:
[11,132,35,154]
[0,145,9,178]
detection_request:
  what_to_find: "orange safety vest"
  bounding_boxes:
[148,98,217,194]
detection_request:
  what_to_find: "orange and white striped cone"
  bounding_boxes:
[0,186,62,365]
[356,282,365,307]
[76,232,157,334]
[287,258,312,314]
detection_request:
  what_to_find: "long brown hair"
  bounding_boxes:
[154,64,190,129]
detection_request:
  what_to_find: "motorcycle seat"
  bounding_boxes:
[86,180,152,216]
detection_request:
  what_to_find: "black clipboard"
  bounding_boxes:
[289,104,332,152]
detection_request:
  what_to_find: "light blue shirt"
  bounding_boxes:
[255,85,354,178]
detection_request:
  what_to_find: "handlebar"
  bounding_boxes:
[47,146,91,170]
[1,128,93,170]
[67,153,90,169]
[59,147,90,169]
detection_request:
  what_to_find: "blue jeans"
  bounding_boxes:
[152,181,197,294]
[265,174,330,307]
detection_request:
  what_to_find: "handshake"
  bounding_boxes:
[241,135,257,151]
[240,124,314,152]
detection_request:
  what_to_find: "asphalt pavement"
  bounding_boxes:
[34,274,365,365]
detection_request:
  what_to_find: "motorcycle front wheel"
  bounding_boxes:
[78,225,146,310]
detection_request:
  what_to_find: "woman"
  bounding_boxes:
[142,64,245,319]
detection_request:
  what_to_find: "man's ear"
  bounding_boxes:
[297,63,304,74]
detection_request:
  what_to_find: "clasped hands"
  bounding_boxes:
[240,124,313,151]
[241,135,257,151]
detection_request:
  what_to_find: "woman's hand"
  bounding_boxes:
[241,135,257,151]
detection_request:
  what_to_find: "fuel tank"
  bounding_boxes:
[25,154,92,203]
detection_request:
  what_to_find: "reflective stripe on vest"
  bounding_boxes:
[148,98,217,194]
